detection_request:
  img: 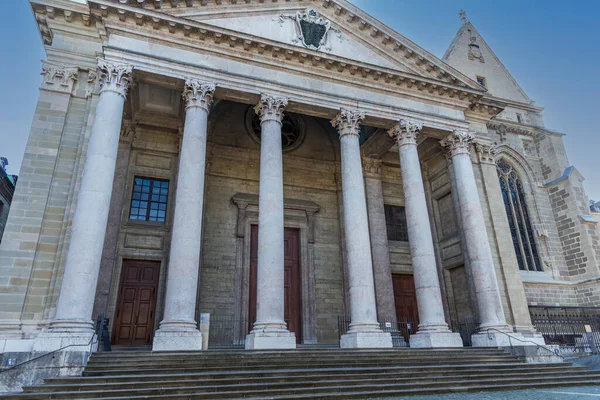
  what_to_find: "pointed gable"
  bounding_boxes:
[443,17,531,104]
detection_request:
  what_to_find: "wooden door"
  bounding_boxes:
[392,274,419,339]
[249,226,302,343]
[112,260,160,346]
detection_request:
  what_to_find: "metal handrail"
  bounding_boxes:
[0,334,98,374]
[483,327,563,359]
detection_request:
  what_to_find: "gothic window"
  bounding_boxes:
[129,177,169,223]
[496,159,542,271]
[384,205,409,242]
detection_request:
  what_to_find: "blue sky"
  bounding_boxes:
[1,1,599,199]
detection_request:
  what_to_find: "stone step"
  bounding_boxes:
[25,370,599,393]
[45,363,582,385]
[82,359,527,375]
[8,375,600,399]
[87,352,514,363]
[85,355,517,368]
[90,348,507,358]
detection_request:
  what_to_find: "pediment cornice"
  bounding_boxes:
[31,0,488,110]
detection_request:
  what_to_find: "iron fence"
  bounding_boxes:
[453,317,478,347]
[207,315,248,349]
[338,316,415,347]
[529,306,600,354]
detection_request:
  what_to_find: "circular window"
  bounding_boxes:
[245,107,305,152]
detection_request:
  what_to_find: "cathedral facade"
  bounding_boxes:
[1,0,599,379]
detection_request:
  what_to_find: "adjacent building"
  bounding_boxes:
[0,0,599,389]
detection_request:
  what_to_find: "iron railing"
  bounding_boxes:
[529,306,600,354]
[453,317,479,347]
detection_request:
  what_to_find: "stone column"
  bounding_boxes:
[153,79,216,351]
[440,131,514,347]
[332,109,392,348]
[35,61,133,350]
[363,158,396,322]
[389,120,463,348]
[246,95,296,349]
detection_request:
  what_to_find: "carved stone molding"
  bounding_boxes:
[120,121,136,144]
[182,78,216,112]
[440,130,474,158]
[85,68,98,98]
[388,119,423,147]
[362,157,382,178]
[474,143,498,165]
[254,94,288,124]
[40,62,78,94]
[97,60,133,99]
[331,108,365,138]
[487,121,534,137]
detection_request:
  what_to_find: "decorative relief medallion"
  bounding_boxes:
[388,119,423,147]
[182,78,216,112]
[440,130,474,157]
[331,108,365,138]
[279,8,343,51]
[41,62,78,94]
[97,60,133,99]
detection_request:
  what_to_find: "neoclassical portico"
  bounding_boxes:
[31,55,529,352]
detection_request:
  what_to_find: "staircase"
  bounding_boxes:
[5,348,600,399]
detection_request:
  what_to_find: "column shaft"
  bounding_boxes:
[363,159,396,321]
[153,79,215,351]
[441,131,517,347]
[246,95,295,349]
[389,121,462,348]
[333,109,392,349]
[51,61,132,333]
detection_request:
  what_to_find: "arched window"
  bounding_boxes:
[497,159,542,271]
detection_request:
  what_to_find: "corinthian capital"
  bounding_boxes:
[440,130,474,158]
[97,60,133,99]
[474,143,498,164]
[331,108,365,138]
[388,119,423,147]
[182,79,216,112]
[41,62,79,94]
[254,94,288,124]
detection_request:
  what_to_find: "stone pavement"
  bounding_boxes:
[379,385,600,399]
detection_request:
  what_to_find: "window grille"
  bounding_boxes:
[129,177,169,223]
[384,205,409,242]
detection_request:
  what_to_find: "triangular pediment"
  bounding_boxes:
[36,0,488,106]
[153,0,482,90]
[443,21,531,104]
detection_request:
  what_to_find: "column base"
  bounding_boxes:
[245,330,296,350]
[409,331,464,348]
[340,331,393,349]
[33,329,97,353]
[153,328,203,351]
